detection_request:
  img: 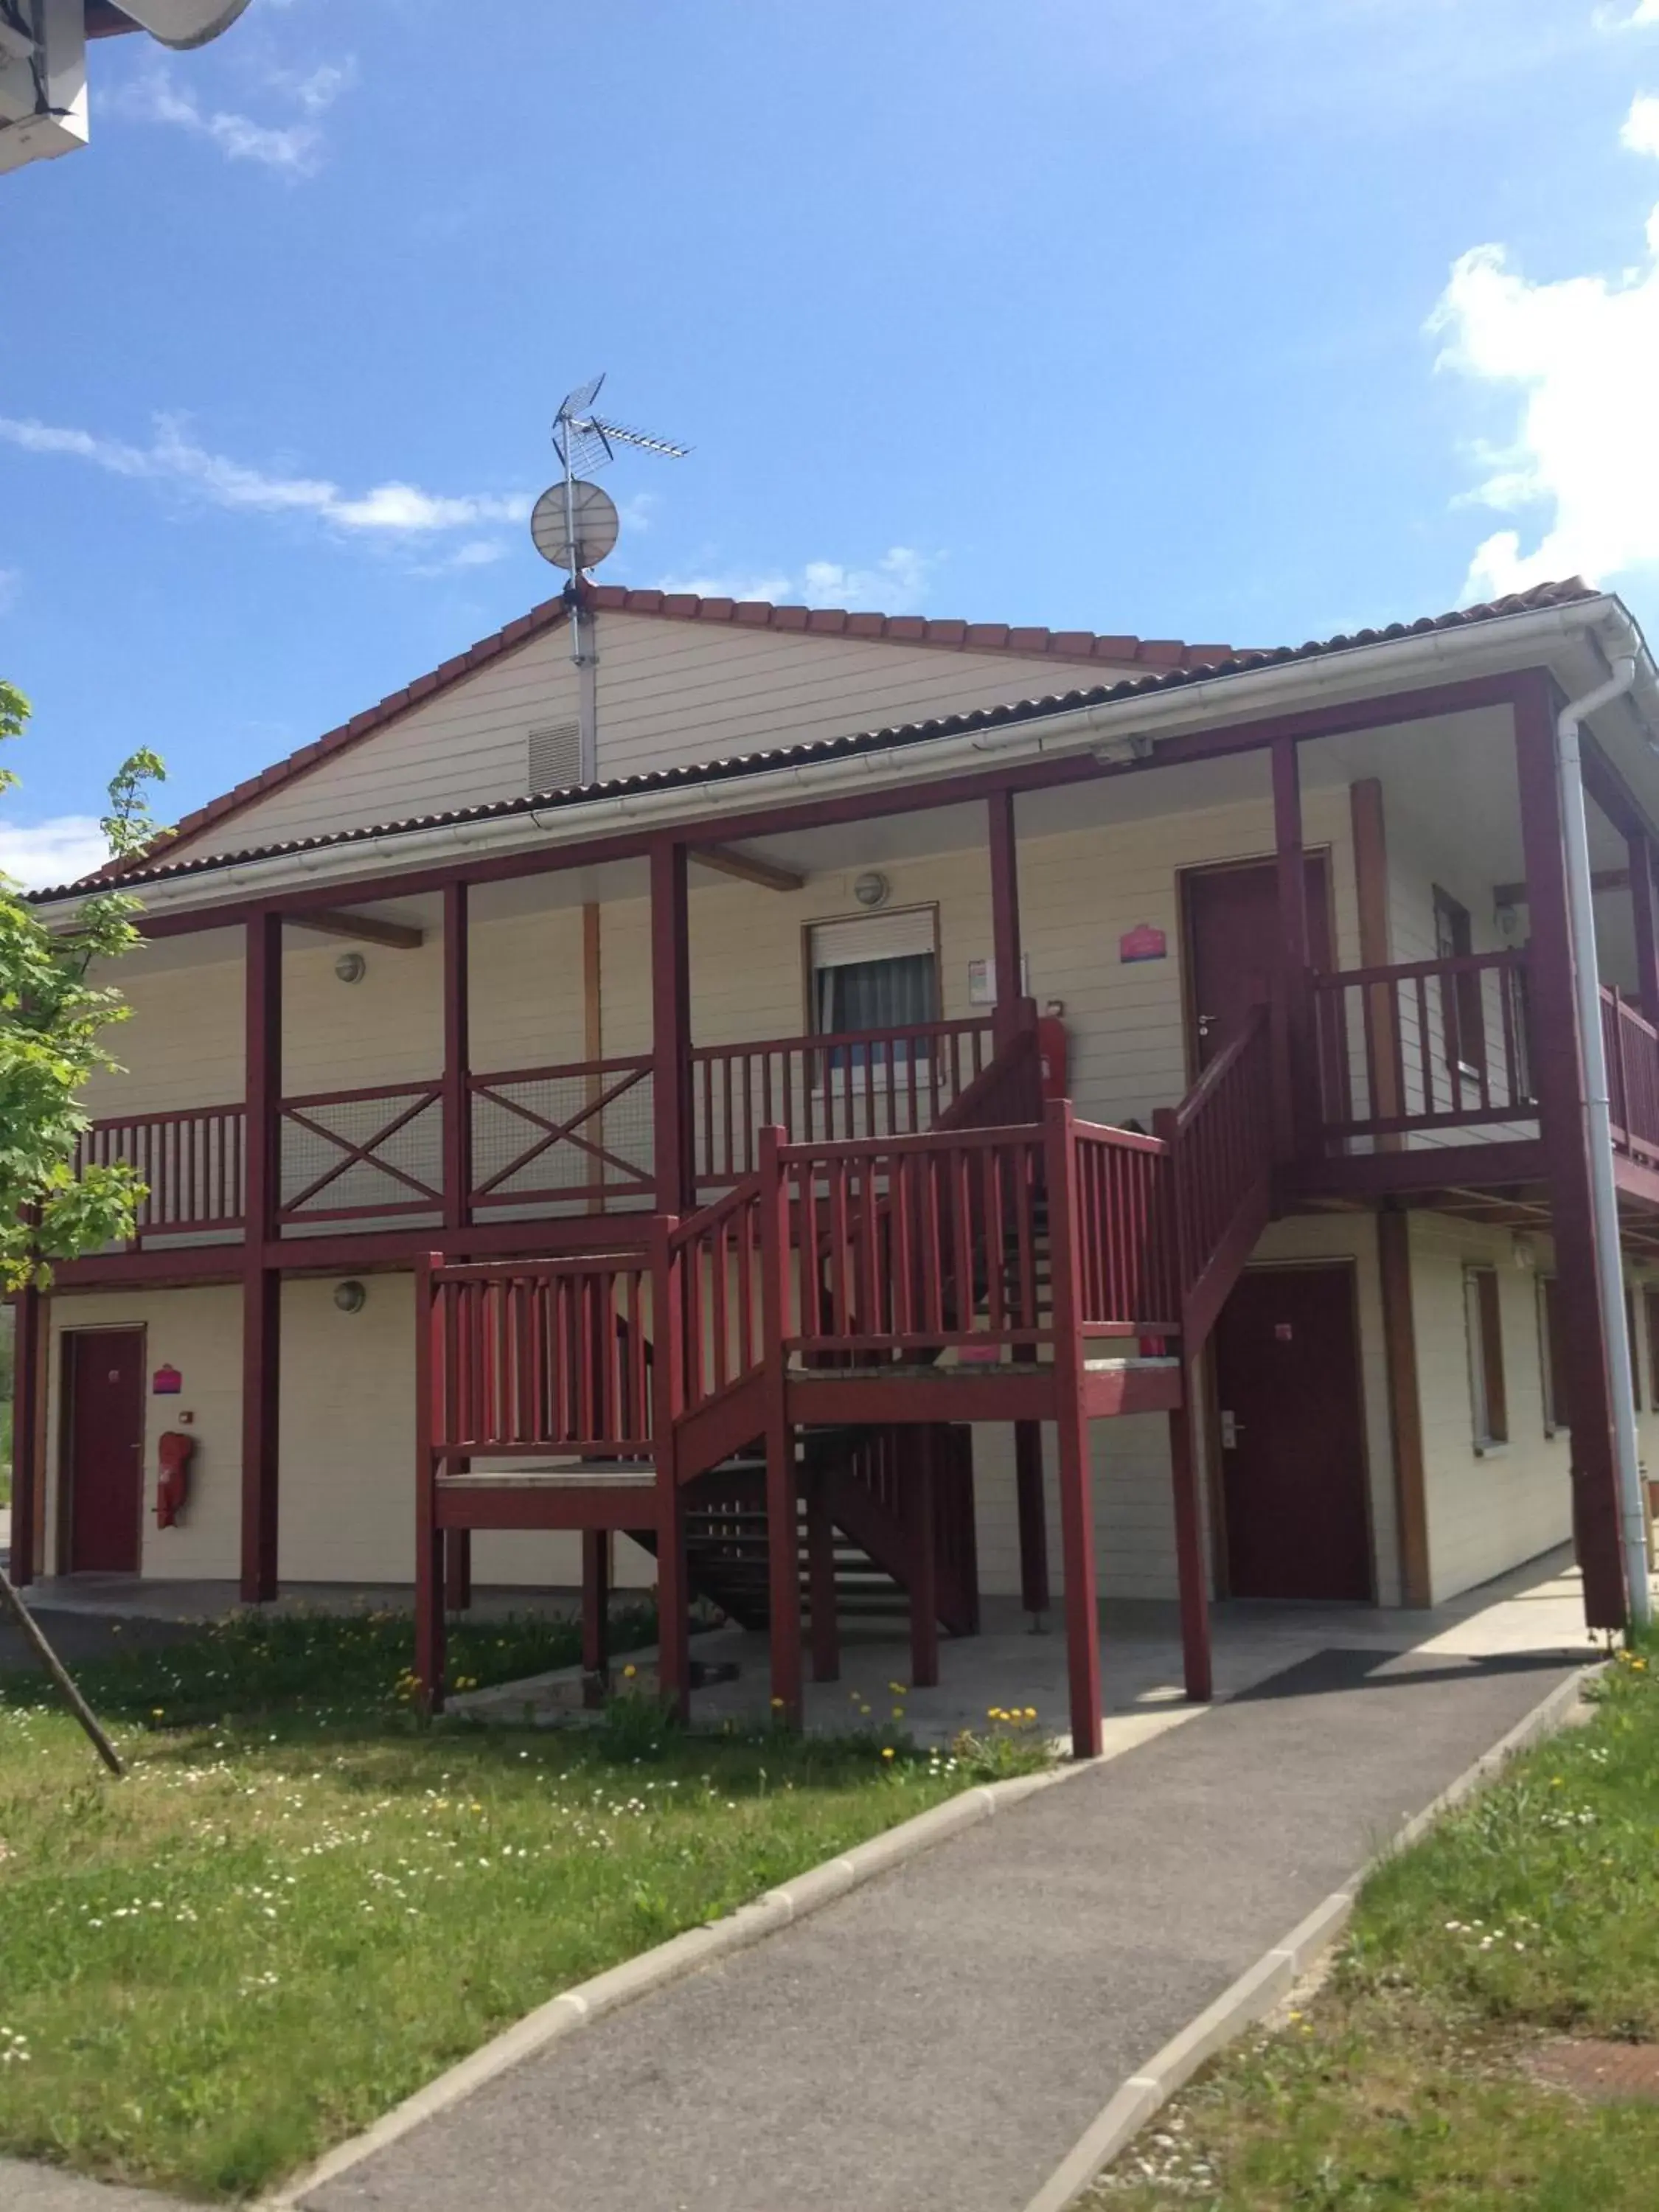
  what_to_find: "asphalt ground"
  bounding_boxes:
[304,1644,1579,2212]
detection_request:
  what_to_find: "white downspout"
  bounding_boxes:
[1557,653,1652,1629]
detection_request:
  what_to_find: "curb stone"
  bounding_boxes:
[1018,1663,1600,2212]
[262,1754,1105,2208]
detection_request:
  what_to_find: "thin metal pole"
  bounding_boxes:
[0,1562,125,1778]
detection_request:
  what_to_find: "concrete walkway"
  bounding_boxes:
[305,1563,1593,2212]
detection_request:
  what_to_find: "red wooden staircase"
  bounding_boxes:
[412,1004,1276,1756]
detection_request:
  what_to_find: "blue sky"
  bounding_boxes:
[3,0,1659,881]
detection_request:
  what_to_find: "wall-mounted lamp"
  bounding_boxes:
[333,1279,367,1314]
[853,870,891,910]
[334,951,367,985]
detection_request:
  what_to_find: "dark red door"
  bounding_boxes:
[1213,1266,1372,1601]
[66,1329,145,1573]
[1183,856,1332,1073]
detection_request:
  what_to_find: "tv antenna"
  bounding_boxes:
[532,375,689,782]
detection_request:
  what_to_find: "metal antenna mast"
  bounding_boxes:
[531,375,689,782]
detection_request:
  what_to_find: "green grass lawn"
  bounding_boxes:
[1087,1642,1659,2210]
[0,1606,1033,2202]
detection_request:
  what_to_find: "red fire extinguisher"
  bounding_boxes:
[1037,1003,1069,1101]
[155,1431,196,1529]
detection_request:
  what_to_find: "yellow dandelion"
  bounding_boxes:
[892,1706,905,1719]
[881,1747,895,1760]
[151,1707,164,1719]
[771,1696,786,1709]
[622,1663,637,1680]
[1024,1707,1037,1720]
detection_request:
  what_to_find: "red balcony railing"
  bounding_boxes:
[470,1054,655,1211]
[1604,986,1659,1169]
[75,1104,246,1242]
[1068,1120,1181,1338]
[667,1175,766,1419]
[690,1015,995,1185]
[279,1080,445,1225]
[1310,949,1533,1148]
[425,1251,655,1460]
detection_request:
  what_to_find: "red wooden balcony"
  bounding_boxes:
[73,1014,999,1251]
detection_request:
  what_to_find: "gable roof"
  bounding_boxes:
[91,585,1242,883]
[35,577,1598,905]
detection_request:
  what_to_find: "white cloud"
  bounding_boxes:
[1432,94,1659,600]
[112,67,323,175]
[0,414,532,549]
[1598,1,1659,27]
[1626,93,1659,155]
[0,816,111,891]
[651,546,938,613]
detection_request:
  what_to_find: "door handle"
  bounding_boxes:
[1220,1410,1243,1450]
[1197,1014,1216,1038]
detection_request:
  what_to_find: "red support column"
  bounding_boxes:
[1044,1097,1102,1758]
[444,1529,472,1612]
[650,839,694,1213]
[240,911,282,1604]
[650,1217,690,1721]
[1629,832,1659,1030]
[1272,737,1312,1160]
[1014,1419,1048,1618]
[414,1251,445,1710]
[1168,1380,1212,1702]
[581,1528,611,1678]
[987,789,1025,1051]
[9,1285,44,1586]
[758,1125,803,1723]
[909,1427,941,1691]
[442,880,471,1232]
[1514,675,1627,1627]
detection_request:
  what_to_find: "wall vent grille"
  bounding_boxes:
[527,721,582,795]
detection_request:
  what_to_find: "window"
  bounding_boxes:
[1433,887,1485,1083]
[1539,1276,1570,1436]
[807,909,939,1071]
[1465,1265,1508,1450]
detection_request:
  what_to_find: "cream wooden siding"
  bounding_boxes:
[159,616,1139,863]
[1410,1214,1573,1601]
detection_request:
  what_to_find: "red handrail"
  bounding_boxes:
[1152,1006,1273,1346]
[1310,948,1532,1144]
[426,1249,655,1459]
[669,1175,766,1416]
[691,1015,995,1183]
[76,1104,246,1239]
[1602,984,1659,1165]
[1067,1118,1181,1335]
[775,1122,1051,1359]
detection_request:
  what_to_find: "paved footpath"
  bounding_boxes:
[305,1643,1579,2212]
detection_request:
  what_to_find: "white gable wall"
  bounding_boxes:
[158,615,1138,862]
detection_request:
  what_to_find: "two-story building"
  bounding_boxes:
[13,574,1659,1754]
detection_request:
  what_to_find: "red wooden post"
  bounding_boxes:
[987,789,1025,1051]
[1630,832,1659,1031]
[1514,675,1627,1627]
[806,1470,841,1681]
[414,1251,445,1710]
[650,838,694,1212]
[1167,1380,1212,1702]
[9,1284,44,1585]
[1272,737,1312,1160]
[1014,1419,1048,1617]
[1043,1096,1103,1758]
[650,1217,690,1721]
[444,1529,472,1613]
[442,879,471,1231]
[909,1427,941,1690]
[240,911,282,1604]
[757,1124,804,1723]
[581,1528,611,1677]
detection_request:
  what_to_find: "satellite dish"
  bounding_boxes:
[530,480,619,573]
